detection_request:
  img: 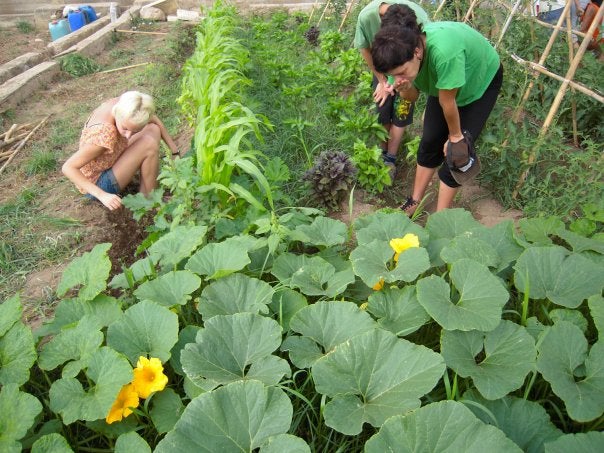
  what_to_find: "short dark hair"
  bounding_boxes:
[371,4,423,74]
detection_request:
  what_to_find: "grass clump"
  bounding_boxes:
[25,150,57,175]
[60,53,100,77]
[16,21,34,34]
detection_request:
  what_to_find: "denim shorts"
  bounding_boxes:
[85,168,120,200]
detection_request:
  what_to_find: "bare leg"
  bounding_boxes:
[436,181,458,211]
[381,123,391,151]
[111,123,161,196]
[387,125,405,156]
[411,164,436,203]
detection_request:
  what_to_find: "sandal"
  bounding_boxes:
[400,196,418,216]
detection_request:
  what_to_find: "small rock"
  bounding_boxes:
[35,38,44,43]
[140,7,166,21]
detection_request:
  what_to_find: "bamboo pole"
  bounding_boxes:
[1,131,29,149]
[512,4,604,198]
[97,62,150,74]
[339,0,356,33]
[496,0,524,48]
[114,29,168,36]
[565,11,578,146]
[0,123,31,141]
[0,115,51,175]
[317,0,332,27]
[3,124,17,141]
[510,55,604,102]
[462,0,481,23]
[512,0,573,122]
[308,0,321,24]
[434,0,448,18]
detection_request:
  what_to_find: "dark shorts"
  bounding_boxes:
[84,168,120,200]
[417,64,504,188]
[372,75,414,127]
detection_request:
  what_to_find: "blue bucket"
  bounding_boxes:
[68,10,87,32]
[49,19,71,41]
[80,5,98,23]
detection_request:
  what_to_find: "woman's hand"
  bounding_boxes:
[373,81,394,106]
[98,192,123,211]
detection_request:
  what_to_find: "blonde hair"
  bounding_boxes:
[112,91,155,128]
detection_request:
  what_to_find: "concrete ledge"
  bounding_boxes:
[0,52,48,85]
[47,16,111,56]
[34,3,121,31]
[0,61,60,112]
[58,6,141,58]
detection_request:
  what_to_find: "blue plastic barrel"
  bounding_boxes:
[80,5,97,23]
[49,19,71,41]
[68,10,87,32]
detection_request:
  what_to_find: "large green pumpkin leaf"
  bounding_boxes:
[38,316,103,377]
[169,325,200,376]
[367,286,429,337]
[462,390,562,453]
[518,216,564,246]
[550,308,588,332]
[417,259,509,331]
[271,253,314,286]
[441,321,536,399]
[0,320,36,386]
[268,288,308,331]
[56,243,111,301]
[312,329,445,435]
[0,294,21,336]
[199,273,273,319]
[109,256,156,289]
[0,384,42,453]
[353,211,427,247]
[49,347,132,425]
[514,246,604,308]
[31,433,73,453]
[350,239,430,287]
[364,400,522,453]
[181,313,289,387]
[289,256,355,297]
[150,388,184,434]
[260,434,310,453]
[588,295,604,337]
[134,270,201,307]
[284,301,376,368]
[544,432,604,453]
[34,295,122,339]
[536,322,604,422]
[440,236,500,269]
[185,237,252,279]
[291,216,347,247]
[555,228,604,254]
[425,209,481,239]
[470,220,524,271]
[115,432,151,453]
[107,300,178,365]
[148,225,207,269]
[155,381,292,453]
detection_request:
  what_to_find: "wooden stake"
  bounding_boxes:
[565,11,578,147]
[338,0,356,32]
[512,4,604,198]
[496,0,523,48]
[0,122,32,140]
[4,124,17,141]
[462,0,480,23]
[115,29,168,36]
[317,0,332,27]
[512,0,573,123]
[0,115,51,175]
[1,131,29,149]
[97,62,150,75]
[308,0,320,24]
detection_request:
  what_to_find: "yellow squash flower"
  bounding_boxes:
[389,233,420,263]
[372,278,385,291]
[132,356,168,398]
[106,383,139,424]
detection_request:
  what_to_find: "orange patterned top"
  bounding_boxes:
[78,122,128,193]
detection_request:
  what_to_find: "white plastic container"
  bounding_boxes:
[109,3,118,23]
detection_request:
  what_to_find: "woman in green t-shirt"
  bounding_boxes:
[371,5,503,216]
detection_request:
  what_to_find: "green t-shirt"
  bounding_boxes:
[414,22,501,107]
[354,0,430,49]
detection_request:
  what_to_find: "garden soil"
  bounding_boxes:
[0,22,522,326]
